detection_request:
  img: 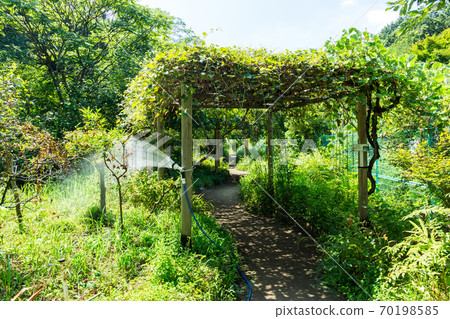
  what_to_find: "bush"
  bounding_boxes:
[193,158,229,190]
[389,130,450,208]
[374,207,450,301]
[123,170,179,214]
[318,226,385,300]
[0,170,242,300]
[83,204,114,229]
[240,154,357,236]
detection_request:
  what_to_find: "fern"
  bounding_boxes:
[377,207,450,300]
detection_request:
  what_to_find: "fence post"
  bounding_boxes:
[181,85,193,247]
[357,98,369,223]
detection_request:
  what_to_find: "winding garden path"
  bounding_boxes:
[201,168,342,301]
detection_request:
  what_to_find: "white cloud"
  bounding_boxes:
[366,9,398,32]
[341,0,357,6]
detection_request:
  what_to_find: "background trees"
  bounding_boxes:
[0,64,68,231]
[387,0,448,33]
[380,3,449,56]
[0,0,193,135]
[411,28,450,63]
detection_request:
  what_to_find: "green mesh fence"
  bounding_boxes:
[320,132,431,201]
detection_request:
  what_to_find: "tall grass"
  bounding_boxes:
[0,170,241,300]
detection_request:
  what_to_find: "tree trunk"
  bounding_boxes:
[116,178,124,231]
[12,181,23,232]
[97,163,106,215]
[244,139,249,157]
[6,155,23,232]
[47,67,66,105]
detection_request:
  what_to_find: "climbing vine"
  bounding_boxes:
[122,28,448,193]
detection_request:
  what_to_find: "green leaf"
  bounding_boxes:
[434,74,445,82]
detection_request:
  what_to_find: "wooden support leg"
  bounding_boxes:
[181,85,193,247]
[357,99,369,223]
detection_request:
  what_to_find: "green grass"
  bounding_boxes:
[0,170,242,301]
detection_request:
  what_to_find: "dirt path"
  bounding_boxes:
[201,169,342,301]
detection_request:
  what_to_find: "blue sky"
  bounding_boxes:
[139,0,399,51]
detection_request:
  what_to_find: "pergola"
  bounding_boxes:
[176,84,371,247]
[123,36,434,246]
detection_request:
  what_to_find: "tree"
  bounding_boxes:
[380,3,449,55]
[64,107,118,218]
[411,28,450,63]
[0,64,68,231]
[0,0,184,134]
[103,136,130,231]
[387,0,449,33]
[65,107,134,231]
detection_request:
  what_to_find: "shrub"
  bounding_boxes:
[123,170,179,214]
[318,225,385,300]
[193,158,229,190]
[240,151,447,300]
[239,160,273,216]
[240,154,357,235]
[374,207,450,300]
[389,130,450,208]
[0,170,242,300]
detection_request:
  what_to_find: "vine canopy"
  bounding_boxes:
[122,28,448,129]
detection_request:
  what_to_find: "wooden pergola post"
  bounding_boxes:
[357,98,369,223]
[267,112,274,198]
[214,128,220,173]
[156,117,165,180]
[181,85,193,247]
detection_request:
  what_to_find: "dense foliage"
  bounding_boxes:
[0,0,193,135]
[411,28,450,63]
[387,0,449,33]
[239,153,449,300]
[389,130,450,208]
[380,3,449,56]
[1,64,68,231]
[123,29,444,124]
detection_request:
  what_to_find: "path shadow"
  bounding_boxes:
[201,175,343,301]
